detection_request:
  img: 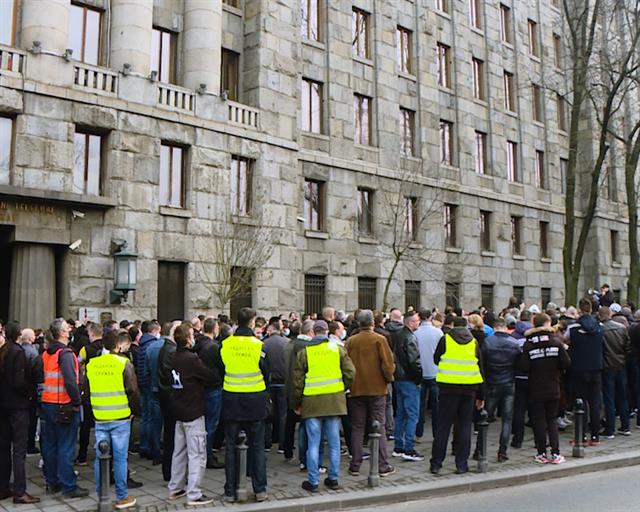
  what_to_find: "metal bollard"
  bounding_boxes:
[236,430,249,502]
[476,409,489,473]
[97,439,111,512]
[367,420,381,488]
[572,398,586,458]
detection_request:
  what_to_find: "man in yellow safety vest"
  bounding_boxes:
[293,320,355,493]
[429,316,485,476]
[85,330,140,509]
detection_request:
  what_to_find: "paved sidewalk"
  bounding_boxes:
[9,420,640,512]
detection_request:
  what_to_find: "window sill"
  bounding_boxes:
[301,131,330,141]
[513,254,525,261]
[353,55,374,67]
[408,241,422,249]
[472,98,488,107]
[435,10,451,20]
[441,163,459,172]
[302,39,326,51]
[557,128,568,136]
[358,235,377,245]
[505,110,519,119]
[160,206,191,218]
[354,144,379,152]
[401,155,422,164]
[481,250,495,257]
[438,86,453,94]
[470,27,484,37]
[445,247,462,254]
[541,257,552,263]
[231,214,259,226]
[222,3,243,17]
[502,42,514,50]
[305,230,328,240]
[398,71,417,82]
[612,261,622,268]
[530,55,541,63]
[533,121,545,128]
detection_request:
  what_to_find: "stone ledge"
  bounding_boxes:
[305,230,329,240]
[0,184,116,209]
[159,206,192,218]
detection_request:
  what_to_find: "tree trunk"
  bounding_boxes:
[626,146,640,304]
[382,257,401,312]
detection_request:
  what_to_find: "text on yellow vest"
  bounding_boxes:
[221,335,266,393]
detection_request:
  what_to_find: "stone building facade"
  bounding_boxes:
[0,0,631,327]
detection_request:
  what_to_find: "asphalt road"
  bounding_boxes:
[347,465,640,512]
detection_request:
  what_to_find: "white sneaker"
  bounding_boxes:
[549,454,565,464]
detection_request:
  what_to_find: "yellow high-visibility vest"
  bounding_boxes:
[436,334,483,385]
[86,353,131,421]
[303,341,345,396]
[221,335,266,393]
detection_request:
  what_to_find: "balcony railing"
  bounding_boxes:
[228,101,260,129]
[0,44,25,76]
[73,62,118,95]
[157,83,195,113]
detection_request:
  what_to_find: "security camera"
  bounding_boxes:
[72,210,85,219]
[69,239,82,251]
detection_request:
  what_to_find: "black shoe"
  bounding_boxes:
[324,478,340,491]
[206,456,225,469]
[497,452,509,462]
[510,440,522,449]
[45,485,61,495]
[62,486,89,499]
[301,481,318,493]
[187,495,214,506]
[152,458,162,466]
[127,478,143,489]
[472,450,479,461]
[429,465,441,475]
[455,467,469,475]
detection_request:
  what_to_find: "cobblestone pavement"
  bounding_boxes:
[8,419,640,512]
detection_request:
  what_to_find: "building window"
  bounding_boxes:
[68,3,102,65]
[479,210,491,252]
[405,280,421,310]
[229,266,253,323]
[403,196,418,241]
[302,78,323,133]
[507,140,518,182]
[481,284,494,310]
[304,274,326,316]
[436,43,451,88]
[159,143,185,208]
[513,286,525,305]
[528,19,539,57]
[557,94,567,131]
[354,94,372,146]
[304,179,324,231]
[151,27,176,83]
[469,0,481,29]
[539,221,549,258]
[504,71,516,112]
[500,4,511,44]
[230,156,252,216]
[221,49,240,102]
[472,58,485,100]
[357,187,374,236]
[223,0,240,7]
[0,0,17,46]
[608,165,618,202]
[541,287,552,309]
[474,130,487,175]
[440,120,453,166]
[532,84,543,122]
[400,108,415,157]
[511,216,522,256]
[444,204,457,248]
[301,0,320,41]
[358,277,377,310]
[559,157,568,194]
[535,150,546,189]
[553,34,563,68]
[445,282,460,310]
[158,261,186,324]
[73,130,103,195]
[0,117,13,177]
[435,0,449,13]
[611,230,619,263]
[397,26,413,74]
[352,8,370,59]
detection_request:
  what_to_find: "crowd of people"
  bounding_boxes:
[0,284,638,506]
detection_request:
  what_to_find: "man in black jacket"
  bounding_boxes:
[263,317,288,452]
[157,325,178,482]
[0,321,39,504]
[167,322,216,506]
[388,310,423,461]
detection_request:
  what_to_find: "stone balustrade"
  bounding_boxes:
[228,100,260,129]
[73,62,118,95]
[157,82,196,113]
[0,44,26,76]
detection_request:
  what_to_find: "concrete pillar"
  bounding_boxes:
[9,244,56,330]
[20,0,70,53]
[182,0,222,93]
[109,0,153,75]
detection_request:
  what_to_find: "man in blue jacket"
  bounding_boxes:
[136,320,161,459]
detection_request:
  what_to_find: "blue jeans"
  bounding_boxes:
[40,403,80,494]
[305,416,340,486]
[603,369,630,434]
[139,388,153,455]
[394,381,420,452]
[94,420,131,500]
[416,378,439,438]
[205,388,222,460]
[224,420,267,498]
[148,392,162,459]
[298,419,324,467]
[485,383,515,453]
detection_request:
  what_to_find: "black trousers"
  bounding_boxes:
[530,399,560,455]
[511,379,529,444]
[430,393,474,471]
[283,409,300,460]
[158,392,176,482]
[27,403,38,452]
[0,409,29,496]
[77,402,94,462]
[573,371,603,438]
[265,385,287,449]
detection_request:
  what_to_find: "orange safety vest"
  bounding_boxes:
[42,348,80,404]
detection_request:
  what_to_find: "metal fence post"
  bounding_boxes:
[476,409,489,473]
[572,398,586,458]
[367,420,380,488]
[236,430,248,502]
[97,439,111,512]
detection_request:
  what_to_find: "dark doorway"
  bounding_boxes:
[229,266,253,323]
[0,226,13,322]
[158,261,186,323]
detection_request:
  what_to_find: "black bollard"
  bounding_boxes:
[368,420,381,487]
[476,409,489,473]
[236,430,249,502]
[97,439,111,512]
[572,398,585,458]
